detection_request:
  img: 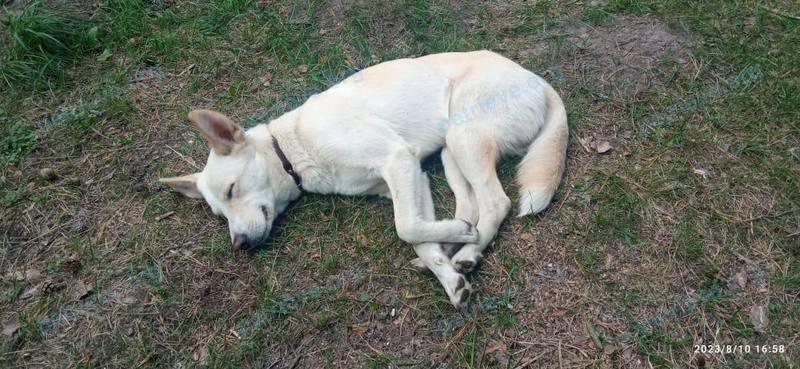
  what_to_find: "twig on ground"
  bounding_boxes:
[736,208,798,224]
[760,5,800,20]
[156,210,175,221]
[166,146,201,171]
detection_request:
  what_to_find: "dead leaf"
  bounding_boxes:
[350,323,368,336]
[122,296,138,305]
[579,136,612,154]
[65,252,81,274]
[520,233,534,242]
[603,343,616,355]
[69,280,92,301]
[25,269,42,281]
[585,321,603,349]
[622,346,647,369]
[572,335,591,347]
[296,64,308,74]
[356,232,369,246]
[578,136,594,153]
[732,269,748,290]
[5,268,41,282]
[20,284,41,300]
[749,304,768,332]
[484,340,507,355]
[2,317,20,337]
[594,140,612,154]
[192,346,209,363]
[260,72,272,87]
[491,351,510,367]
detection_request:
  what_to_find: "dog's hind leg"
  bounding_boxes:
[442,148,478,224]
[446,132,512,274]
[382,147,479,245]
[412,172,472,306]
[441,147,479,256]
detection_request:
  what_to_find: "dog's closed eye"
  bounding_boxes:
[225,183,235,200]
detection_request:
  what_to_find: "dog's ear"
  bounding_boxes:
[159,174,203,199]
[187,109,245,155]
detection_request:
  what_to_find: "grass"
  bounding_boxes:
[0,1,99,90]
[1,0,798,368]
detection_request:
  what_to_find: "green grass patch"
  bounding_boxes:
[588,173,643,245]
[673,216,704,262]
[0,120,37,164]
[0,1,99,90]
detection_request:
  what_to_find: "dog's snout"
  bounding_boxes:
[232,234,251,250]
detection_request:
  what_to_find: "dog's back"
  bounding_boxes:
[293,50,567,215]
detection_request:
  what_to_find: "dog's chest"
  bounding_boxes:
[305,164,384,196]
[332,165,384,195]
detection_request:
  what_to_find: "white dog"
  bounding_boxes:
[161,50,568,306]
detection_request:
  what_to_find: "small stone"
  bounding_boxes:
[39,168,57,181]
[2,317,20,337]
[69,280,92,301]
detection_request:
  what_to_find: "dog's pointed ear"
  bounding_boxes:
[159,174,203,199]
[187,109,245,155]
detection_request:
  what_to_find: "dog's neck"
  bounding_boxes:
[261,110,329,194]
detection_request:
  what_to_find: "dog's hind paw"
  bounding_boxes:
[453,219,479,244]
[409,258,431,274]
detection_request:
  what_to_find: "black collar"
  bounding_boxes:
[272,137,303,191]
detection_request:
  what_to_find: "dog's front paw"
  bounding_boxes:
[441,243,464,257]
[449,274,472,307]
[451,246,483,274]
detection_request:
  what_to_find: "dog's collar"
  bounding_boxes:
[272,137,303,191]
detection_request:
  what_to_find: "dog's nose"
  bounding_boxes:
[232,234,250,250]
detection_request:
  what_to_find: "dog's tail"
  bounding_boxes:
[516,85,568,217]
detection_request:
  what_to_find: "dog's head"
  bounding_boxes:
[160,110,295,250]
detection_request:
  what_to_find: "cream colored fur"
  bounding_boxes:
[160,50,568,306]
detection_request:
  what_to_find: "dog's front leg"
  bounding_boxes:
[381,148,479,244]
[411,173,472,306]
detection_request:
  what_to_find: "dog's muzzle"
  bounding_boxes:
[233,234,252,250]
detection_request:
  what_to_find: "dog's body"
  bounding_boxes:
[161,50,568,306]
